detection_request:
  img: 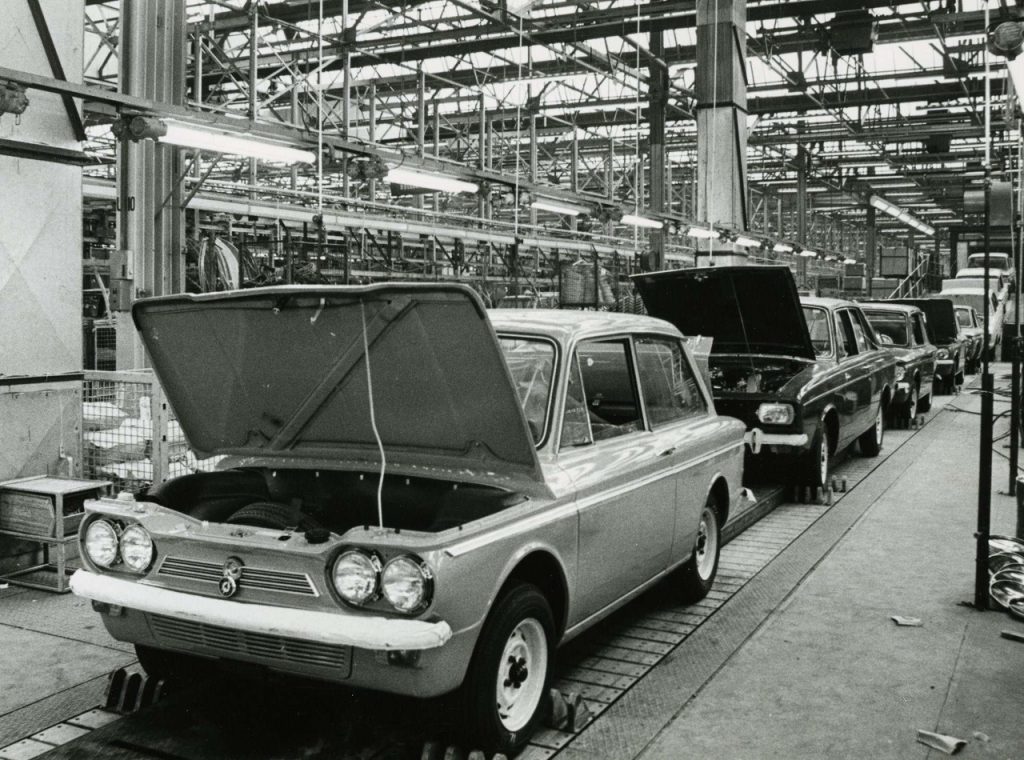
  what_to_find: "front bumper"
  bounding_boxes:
[744,428,809,455]
[894,381,911,404]
[70,569,452,651]
[935,359,955,378]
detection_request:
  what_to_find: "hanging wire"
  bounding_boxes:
[634,0,642,254]
[706,0,720,252]
[361,302,387,529]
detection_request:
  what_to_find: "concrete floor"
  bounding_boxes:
[1,371,1023,759]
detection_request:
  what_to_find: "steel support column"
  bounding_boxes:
[648,29,667,272]
[696,0,747,265]
[116,0,186,370]
[866,205,877,297]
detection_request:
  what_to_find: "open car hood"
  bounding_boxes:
[891,298,958,344]
[632,265,815,359]
[132,284,545,488]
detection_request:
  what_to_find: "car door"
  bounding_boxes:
[559,337,677,617]
[912,312,936,389]
[850,307,891,432]
[834,309,877,443]
[633,335,718,564]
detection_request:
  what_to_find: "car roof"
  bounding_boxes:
[488,308,681,341]
[800,295,860,309]
[861,302,920,315]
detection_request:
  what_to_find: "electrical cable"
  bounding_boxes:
[317,0,324,216]
[361,302,386,529]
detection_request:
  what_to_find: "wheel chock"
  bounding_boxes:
[825,488,833,507]
[420,741,444,760]
[565,692,594,732]
[547,687,570,730]
[841,478,848,493]
[104,668,127,711]
[442,746,466,760]
[103,668,167,715]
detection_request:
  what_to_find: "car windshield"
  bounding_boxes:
[802,306,832,356]
[955,308,974,327]
[968,255,1009,270]
[863,312,909,347]
[498,336,555,445]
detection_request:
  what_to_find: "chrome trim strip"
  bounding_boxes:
[444,440,743,558]
[70,570,451,651]
[157,557,320,598]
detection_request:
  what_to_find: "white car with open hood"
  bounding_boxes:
[70,283,748,754]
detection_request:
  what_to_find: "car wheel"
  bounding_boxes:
[799,424,829,491]
[900,385,918,428]
[460,584,554,755]
[859,404,884,457]
[135,644,204,683]
[917,385,932,413]
[679,496,721,603]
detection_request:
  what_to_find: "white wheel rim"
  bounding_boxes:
[908,387,917,420]
[874,407,883,443]
[695,506,718,580]
[495,618,547,732]
[819,436,829,486]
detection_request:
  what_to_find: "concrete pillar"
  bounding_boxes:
[696,0,748,265]
[116,0,186,369]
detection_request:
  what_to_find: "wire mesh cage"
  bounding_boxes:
[82,370,220,493]
[93,319,117,370]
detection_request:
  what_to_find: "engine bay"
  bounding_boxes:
[709,357,806,394]
[142,468,525,535]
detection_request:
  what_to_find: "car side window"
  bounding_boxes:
[835,312,857,358]
[635,337,707,427]
[912,314,926,345]
[559,352,594,450]
[852,309,878,350]
[846,310,871,354]
[575,339,643,442]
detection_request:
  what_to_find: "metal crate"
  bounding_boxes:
[82,370,221,493]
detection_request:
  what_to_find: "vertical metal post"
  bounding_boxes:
[529,114,538,227]
[607,139,615,201]
[432,100,440,214]
[367,82,377,201]
[478,93,486,223]
[192,24,202,240]
[248,3,257,200]
[796,145,807,246]
[866,205,877,297]
[1011,123,1022,500]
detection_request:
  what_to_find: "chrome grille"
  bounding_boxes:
[149,615,351,672]
[158,557,317,596]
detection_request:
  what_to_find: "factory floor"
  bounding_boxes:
[1,369,1023,760]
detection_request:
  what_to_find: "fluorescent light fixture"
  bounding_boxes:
[843,258,857,265]
[869,194,935,237]
[622,214,664,229]
[799,249,818,258]
[530,197,589,216]
[773,242,794,253]
[686,226,718,239]
[734,234,763,248]
[158,120,316,164]
[386,167,479,194]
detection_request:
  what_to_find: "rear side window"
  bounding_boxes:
[835,312,857,357]
[864,311,909,347]
[912,314,927,344]
[559,354,594,450]
[635,337,706,427]
[576,340,643,441]
[846,311,871,354]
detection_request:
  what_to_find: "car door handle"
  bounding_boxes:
[659,447,677,457]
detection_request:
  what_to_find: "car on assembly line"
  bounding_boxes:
[937,284,1004,360]
[70,284,750,755]
[891,297,967,393]
[633,265,896,493]
[861,302,937,426]
[954,304,985,374]
[964,252,1015,291]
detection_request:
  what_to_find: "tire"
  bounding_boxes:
[678,497,721,603]
[459,584,554,755]
[225,502,322,531]
[917,385,932,413]
[859,403,884,457]
[799,423,829,490]
[898,384,918,429]
[135,644,204,684]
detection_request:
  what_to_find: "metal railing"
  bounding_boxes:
[887,253,932,300]
[82,370,219,493]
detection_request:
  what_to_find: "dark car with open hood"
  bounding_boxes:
[633,265,896,492]
[69,283,750,755]
[861,302,937,426]
[890,297,967,393]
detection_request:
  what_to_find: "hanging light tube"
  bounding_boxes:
[685,225,718,239]
[733,233,763,248]
[157,120,316,164]
[869,195,935,237]
[773,242,794,253]
[530,197,589,216]
[386,167,479,194]
[622,214,664,229]
[799,248,818,258]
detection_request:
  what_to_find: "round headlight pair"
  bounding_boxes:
[83,520,153,573]
[894,365,906,381]
[332,550,433,613]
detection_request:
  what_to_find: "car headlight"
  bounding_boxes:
[120,524,154,573]
[381,555,433,614]
[84,520,119,568]
[937,348,949,359]
[895,365,906,381]
[332,550,380,605]
[756,403,795,426]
